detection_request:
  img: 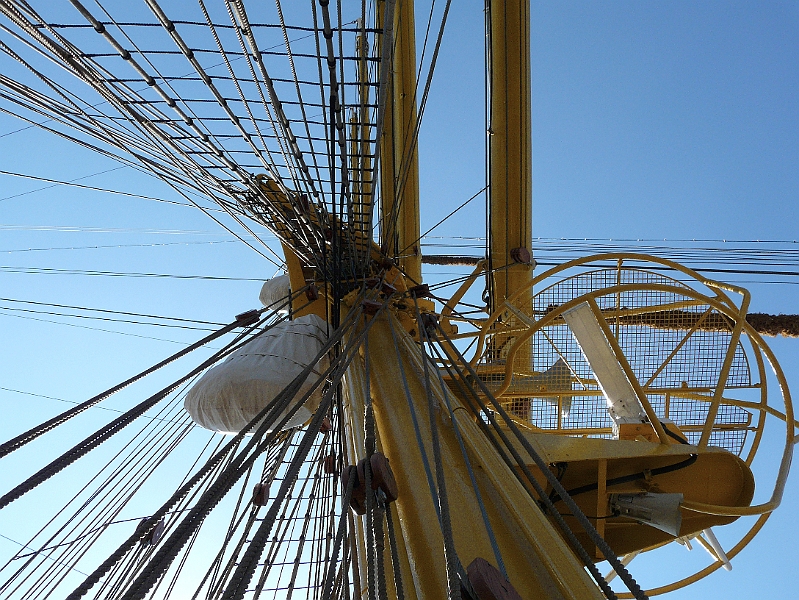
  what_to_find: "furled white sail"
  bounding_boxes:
[185,314,329,433]
[258,274,291,312]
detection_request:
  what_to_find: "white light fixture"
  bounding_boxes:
[610,492,684,537]
[562,302,648,436]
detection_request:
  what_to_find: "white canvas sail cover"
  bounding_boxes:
[258,274,291,312]
[184,314,329,434]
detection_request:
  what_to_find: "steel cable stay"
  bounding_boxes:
[57,298,368,597]
[0,20,231,180]
[0,7,358,264]
[0,313,262,510]
[7,2,406,589]
[143,0,290,189]
[413,298,508,581]
[129,437,274,600]
[413,312,462,600]
[228,0,315,197]
[20,421,195,599]
[0,64,287,266]
[0,99,223,210]
[216,369,342,600]
[381,0,451,264]
[112,302,376,600]
[93,435,242,600]
[0,239,242,253]
[0,17,328,185]
[248,432,335,599]
[0,393,201,598]
[198,454,275,599]
[0,298,229,327]
[0,291,307,460]
[433,323,646,600]
[2,296,324,498]
[274,0,328,203]
[0,305,225,331]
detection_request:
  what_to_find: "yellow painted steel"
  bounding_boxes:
[431,252,797,594]
[342,347,420,600]
[489,0,533,305]
[379,0,422,283]
[344,310,603,599]
[280,242,328,319]
[514,431,754,557]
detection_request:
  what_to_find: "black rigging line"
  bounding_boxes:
[0,386,200,428]
[0,168,217,209]
[0,306,220,331]
[0,534,90,578]
[384,0,452,253]
[0,311,214,345]
[0,297,227,326]
[0,307,264,460]
[0,165,123,201]
[0,265,264,280]
[399,185,487,257]
[1,8,289,266]
[1,239,240,254]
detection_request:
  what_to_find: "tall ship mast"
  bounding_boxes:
[0,2,796,599]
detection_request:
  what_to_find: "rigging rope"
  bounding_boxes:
[0,310,264,509]
[0,307,260,460]
[434,324,647,600]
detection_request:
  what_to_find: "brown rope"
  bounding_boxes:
[596,309,799,339]
[746,313,799,338]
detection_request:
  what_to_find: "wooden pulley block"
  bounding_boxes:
[322,453,337,475]
[377,256,395,270]
[319,415,332,433]
[306,283,319,301]
[408,283,430,298]
[380,281,397,296]
[357,452,398,503]
[510,246,531,265]
[136,517,165,547]
[365,276,395,295]
[252,482,269,506]
[342,465,366,514]
[465,557,523,600]
[362,299,382,316]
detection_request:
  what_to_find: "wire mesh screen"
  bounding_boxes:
[478,265,755,454]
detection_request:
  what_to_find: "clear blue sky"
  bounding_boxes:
[0,1,797,597]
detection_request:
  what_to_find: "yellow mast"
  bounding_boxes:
[488,0,533,306]
[379,0,422,283]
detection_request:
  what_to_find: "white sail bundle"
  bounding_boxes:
[258,275,291,312]
[184,314,329,434]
